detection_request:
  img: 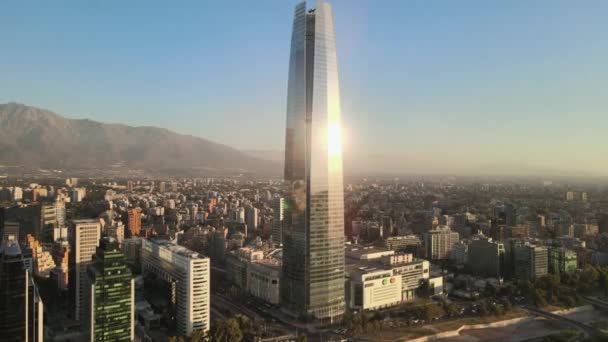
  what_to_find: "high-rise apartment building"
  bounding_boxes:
[548,247,577,276]
[51,239,70,291]
[141,239,210,336]
[87,237,134,341]
[423,226,460,260]
[514,244,548,281]
[0,239,44,342]
[127,208,142,236]
[281,0,346,322]
[565,191,575,201]
[121,237,143,270]
[68,219,101,321]
[245,206,259,233]
[66,177,79,187]
[40,203,57,237]
[466,237,505,278]
[10,187,23,201]
[272,197,284,246]
[70,187,86,203]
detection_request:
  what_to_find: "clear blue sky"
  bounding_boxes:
[1,0,607,176]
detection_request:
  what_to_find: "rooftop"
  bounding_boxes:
[345,245,393,261]
[0,240,22,257]
[149,238,206,259]
[70,219,99,224]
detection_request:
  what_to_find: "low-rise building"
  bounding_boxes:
[348,267,401,311]
[247,259,280,305]
[383,253,430,302]
[225,247,264,290]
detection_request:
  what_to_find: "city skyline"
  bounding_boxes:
[1,0,607,177]
[3,1,608,341]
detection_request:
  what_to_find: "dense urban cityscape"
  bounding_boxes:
[2,174,608,341]
[2,0,608,342]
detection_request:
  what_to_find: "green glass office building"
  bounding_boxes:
[87,237,134,341]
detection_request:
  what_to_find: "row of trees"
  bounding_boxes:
[169,314,307,342]
[169,315,249,342]
[510,265,608,308]
[343,297,515,336]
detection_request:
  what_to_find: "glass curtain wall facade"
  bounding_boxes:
[281,0,345,322]
[87,237,134,341]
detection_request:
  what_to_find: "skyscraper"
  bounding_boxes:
[87,237,134,341]
[272,197,284,246]
[40,199,66,239]
[68,219,101,321]
[281,0,345,322]
[245,205,259,233]
[0,239,44,342]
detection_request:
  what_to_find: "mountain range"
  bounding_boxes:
[0,103,279,175]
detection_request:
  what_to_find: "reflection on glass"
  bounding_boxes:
[281,0,345,322]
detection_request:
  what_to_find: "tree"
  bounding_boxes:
[533,289,548,307]
[342,310,355,331]
[168,337,187,342]
[501,298,513,312]
[191,330,208,342]
[478,300,490,316]
[209,318,243,342]
[234,314,255,336]
[490,303,504,316]
[579,266,599,292]
[418,303,444,321]
[484,282,497,297]
[535,274,561,303]
[444,303,459,318]
[598,269,608,297]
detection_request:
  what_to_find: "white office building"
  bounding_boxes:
[348,267,402,311]
[141,239,210,336]
[68,219,101,321]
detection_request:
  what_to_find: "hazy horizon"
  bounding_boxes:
[1,0,607,177]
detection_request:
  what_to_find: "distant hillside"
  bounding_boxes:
[243,150,284,164]
[0,103,278,174]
